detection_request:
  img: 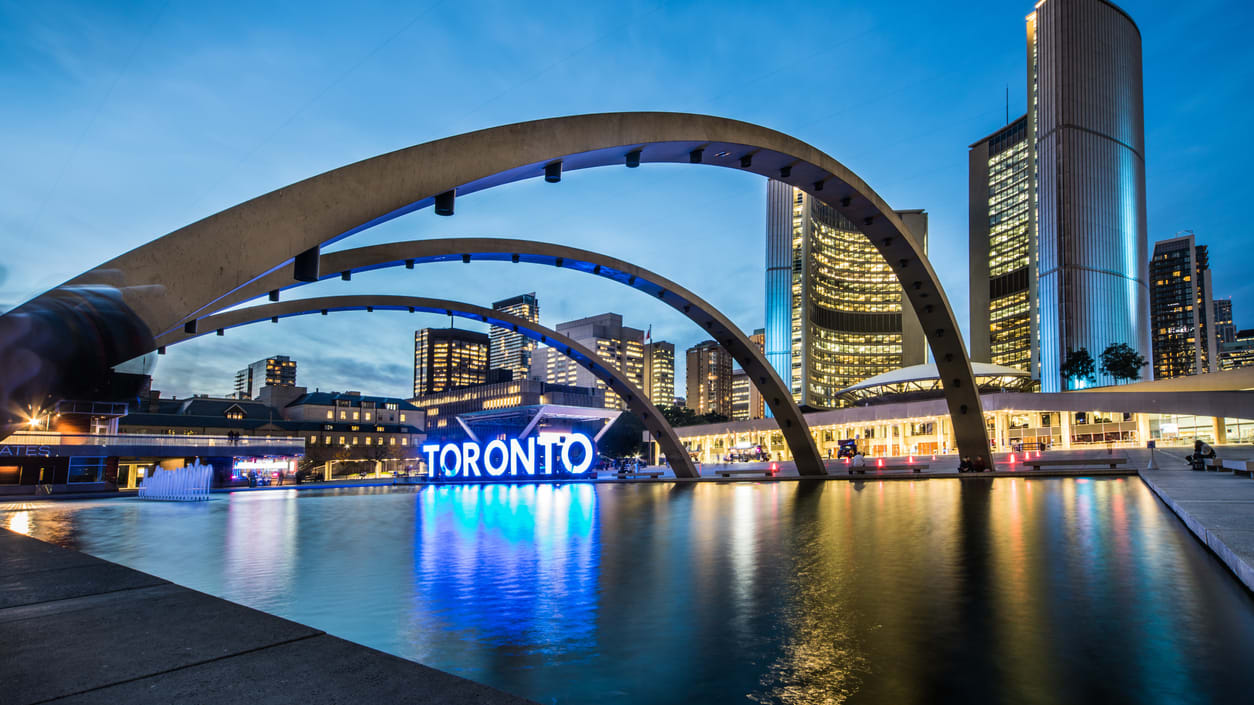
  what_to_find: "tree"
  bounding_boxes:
[598,412,646,458]
[1060,347,1096,389]
[1099,342,1147,384]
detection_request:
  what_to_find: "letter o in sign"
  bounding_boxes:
[561,434,594,474]
[484,440,509,476]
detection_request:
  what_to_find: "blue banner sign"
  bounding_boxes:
[422,433,595,478]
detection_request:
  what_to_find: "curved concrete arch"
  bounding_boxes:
[178,238,825,475]
[159,295,698,478]
[6,112,990,461]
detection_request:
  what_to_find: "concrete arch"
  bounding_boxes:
[5,112,990,461]
[176,238,826,476]
[158,295,698,478]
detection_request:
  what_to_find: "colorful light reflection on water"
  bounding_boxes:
[5,478,1254,704]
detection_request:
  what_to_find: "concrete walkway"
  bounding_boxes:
[0,528,534,705]
[1139,447,1254,593]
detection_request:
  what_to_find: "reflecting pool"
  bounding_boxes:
[6,478,1254,704]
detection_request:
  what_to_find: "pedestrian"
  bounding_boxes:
[852,450,866,470]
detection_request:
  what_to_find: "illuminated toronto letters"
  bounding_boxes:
[421,433,595,478]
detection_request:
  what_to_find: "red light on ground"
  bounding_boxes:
[908,455,915,464]
[769,462,778,475]
[876,458,883,467]
[1009,453,1017,464]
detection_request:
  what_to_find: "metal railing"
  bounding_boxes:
[5,432,304,450]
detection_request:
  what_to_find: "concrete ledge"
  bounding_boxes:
[1139,470,1254,594]
[0,528,535,705]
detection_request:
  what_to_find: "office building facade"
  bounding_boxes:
[643,340,675,406]
[766,181,927,408]
[1150,234,1216,379]
[969,116,1036,375]
[413,328,489,397]
[407,379,604,438]
[233,355,297,400]
[530,313,645,410]
[1220,329,1254,371]
[1028,0,1150,390]
[686,340,733,417]
[731,369,765,420]
[489,293,539,381]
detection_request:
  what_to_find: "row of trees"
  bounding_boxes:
[656,404,730,428]
[1060,342,1148,388]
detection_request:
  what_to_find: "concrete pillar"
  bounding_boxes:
[1060,412,1073,450]
[994,412,1007,452]
[323,461,332,481]
[1214,417,1228,444]
[1136,413,1151,445]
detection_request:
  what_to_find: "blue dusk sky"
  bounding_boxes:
[1,0,1249,399]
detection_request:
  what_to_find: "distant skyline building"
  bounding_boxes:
[1028,0,1150,391]
[1219,329,1254,371]
[1150,233,1216,379]
[1214,298,1236,344]
[531,312,645,410]
[765,182,927,409]
[686,340,733,417]
[731,328,766,419]
[413,328,489,397]
[232,355,297,400]
[489,293,539,381]
[643,339,675,407]
[969,115,1035,375]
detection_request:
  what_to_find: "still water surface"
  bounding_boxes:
[6,478,1254,704]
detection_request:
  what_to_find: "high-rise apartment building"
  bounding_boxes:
[1214,299,1236,344]
[233,355,297,400]
[1149,234,1216,379]
[686,340,733,417]
[489,293,539,381]
[413,328,489,397]
[969,116,1035,374]
[765,182,927,409]
[530,313,645,410]
[642,340,675,406]
[1028,0,1149,390]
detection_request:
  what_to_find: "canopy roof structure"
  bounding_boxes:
[839,362,1033,404]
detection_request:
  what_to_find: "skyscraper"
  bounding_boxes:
[413,328,489,397]
[1028,0,1149,391]
[765,182,927,409]
[1214,298,1236,345]
[531,313,645,410]
[233,355,297,400]
[969,116,1035,375]
[1149,233,1216,379]
[686,340,733,417]
[642,340,675,406]
[489,293,539,381]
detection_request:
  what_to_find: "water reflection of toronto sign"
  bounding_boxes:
[422,433,596,479]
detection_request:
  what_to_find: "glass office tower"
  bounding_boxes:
[489,293,539,381]
[413,328,489,397]
[1029,0,1149,391]
[969,116,1036,376]
[765,181,927,409]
